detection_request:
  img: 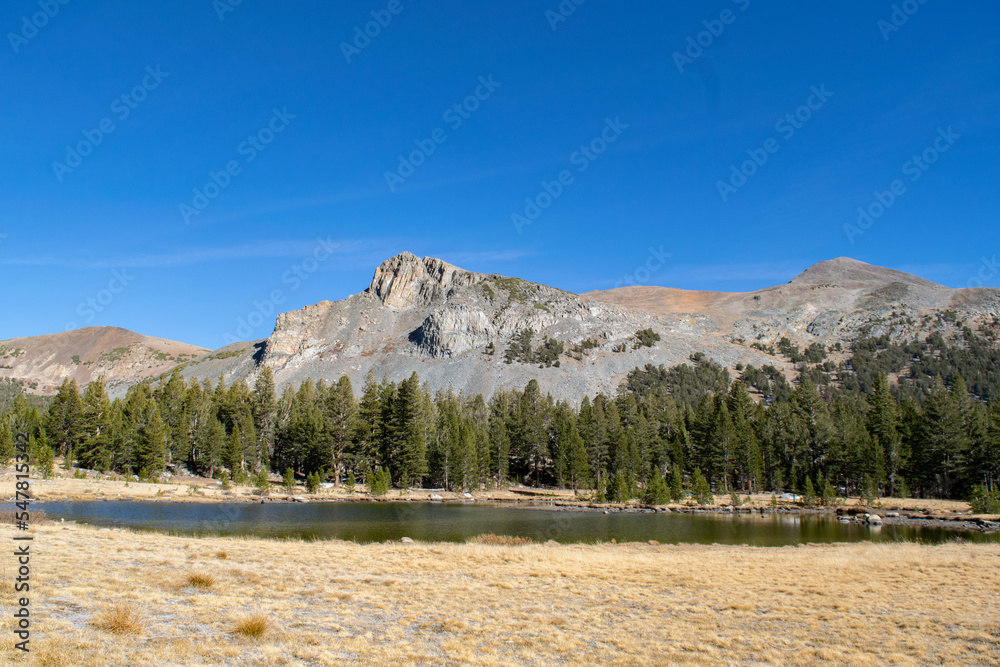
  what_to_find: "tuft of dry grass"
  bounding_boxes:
[215,550,228,559]
[233,612,270,639]
[91,602,143,635]
[469,532,534,546]
[187,572,216,589]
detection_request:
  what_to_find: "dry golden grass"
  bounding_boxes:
[2,523,999,666]
[90,602,143,636]
[233,613,270,639]
[468,533,535,546]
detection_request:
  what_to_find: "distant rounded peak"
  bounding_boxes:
[789,257,942,288]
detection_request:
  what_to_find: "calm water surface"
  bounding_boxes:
[34,500,998,545]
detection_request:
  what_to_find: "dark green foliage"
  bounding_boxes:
[534,337,564,367]
[635,328,660,349]
[282,468,296,495]
[345,470,356,494]
[568,338,600,361]
[305,471,322,494]
[367,467,391,496]
[740,365,792,403]
[253,469,271,496]
[505,329,535,364]
[669,467,684,502]
[690,468,713,505]
[969,485,1000,514]
[642,471,669,504]
[625,359,730,409]
[37,445,55,479]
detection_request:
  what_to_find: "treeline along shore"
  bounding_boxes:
[3,330,1000,513]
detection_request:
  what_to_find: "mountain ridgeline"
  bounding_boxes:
[1,253,999,504]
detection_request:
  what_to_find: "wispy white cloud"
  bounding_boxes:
[0,239,363,270]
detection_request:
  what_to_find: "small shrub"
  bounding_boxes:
[367,467,390,497]
[282,468,297,496]
[188,572,216,589]
[93,602,143,635]
[970,485,1000,514]
[253,469,271,497]
[635,328,660,348]
[690,468,713,506]
[233,613,270,639]
[305,471,322,494]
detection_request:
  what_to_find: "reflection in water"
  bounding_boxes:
[33,501,996,546]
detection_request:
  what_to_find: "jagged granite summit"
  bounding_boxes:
[235,252,698,400]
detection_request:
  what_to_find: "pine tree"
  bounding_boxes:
[918,377,969,497]
[669,466,684,502]
[0,421,14,464]
[324,376,357,485]
[251,367,277,468]
[691,468,713,505]
[868,374,904,496]
[282,468,296,495]
[47,378,84,456]
[135,402,167,476]
[390,373,428,488]
[353,370,384,473]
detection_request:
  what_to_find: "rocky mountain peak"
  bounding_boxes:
[367,252,481,308]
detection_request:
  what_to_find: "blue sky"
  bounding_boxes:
[2,0,998,349]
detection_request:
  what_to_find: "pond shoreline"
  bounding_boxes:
[30,494,1000,536]
[8,467,998,535]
